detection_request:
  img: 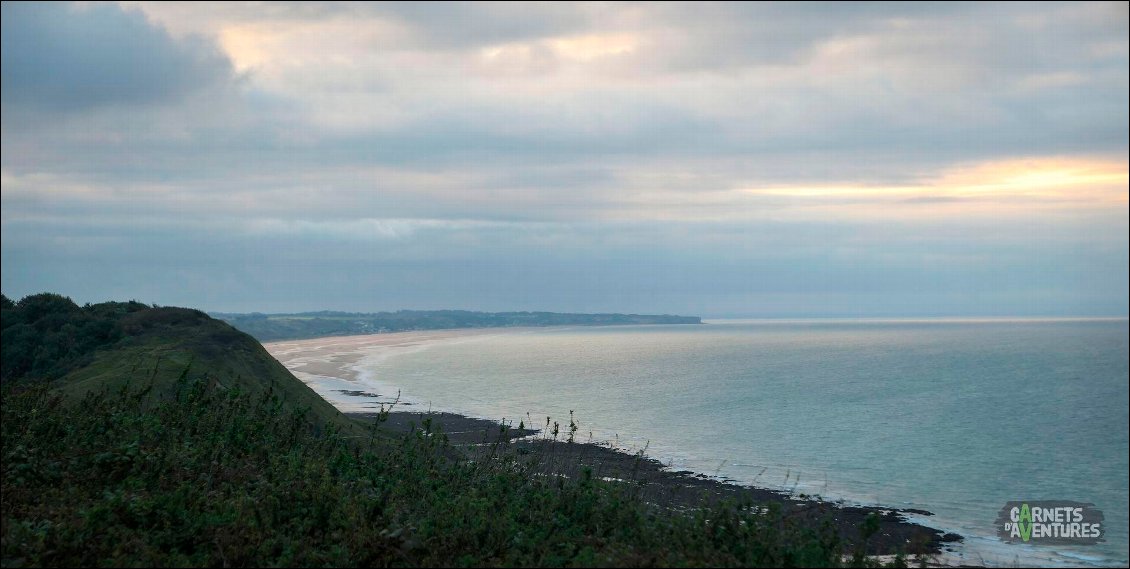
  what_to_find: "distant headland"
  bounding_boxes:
[213,310,702,341]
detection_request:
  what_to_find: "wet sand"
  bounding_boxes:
[266,331,963,557]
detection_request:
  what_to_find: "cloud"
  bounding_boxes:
[1,2,1126,315]
[372,1,593,49]
[1,2,234,112]
[3,207,1126,316]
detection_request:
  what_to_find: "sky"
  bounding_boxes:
[1,1,1127,317]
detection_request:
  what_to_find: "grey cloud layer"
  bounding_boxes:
[5,2,1125,189]
[4,210,1125,315]
[2,1,1127,315]
[1,2,234,112]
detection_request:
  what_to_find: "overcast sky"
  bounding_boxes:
[2,1,1127,316]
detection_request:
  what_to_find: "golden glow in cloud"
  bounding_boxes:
[217,25,271,72]
[604,157,1128,223]
[548,33,639,61]
[479,32,640,66]
[741,157,1128,206]
[216,18,410,74]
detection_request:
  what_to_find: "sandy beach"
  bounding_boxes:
[265,328,506,412]
[266,329,481,380]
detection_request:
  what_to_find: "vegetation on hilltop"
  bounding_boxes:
[1,293,143,382]
[0,292,346,429]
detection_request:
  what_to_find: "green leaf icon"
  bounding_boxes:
[1019,503,1033,542]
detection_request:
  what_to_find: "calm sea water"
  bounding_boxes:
[351,319,1128,567]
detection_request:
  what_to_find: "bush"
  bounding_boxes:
[0,379,878,567]
[1,294,152,383]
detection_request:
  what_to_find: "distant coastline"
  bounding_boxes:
[215,309,702,342]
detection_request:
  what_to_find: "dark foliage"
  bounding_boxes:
[0,379,896,567]
[0,293,148,382]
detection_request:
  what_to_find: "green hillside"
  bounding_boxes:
[1,293,347,430]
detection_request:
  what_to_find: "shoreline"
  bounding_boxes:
[348,408,961,557]
[264,330,963,558]
[264,328,517,412]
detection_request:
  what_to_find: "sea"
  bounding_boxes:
[315,318,1130,567]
